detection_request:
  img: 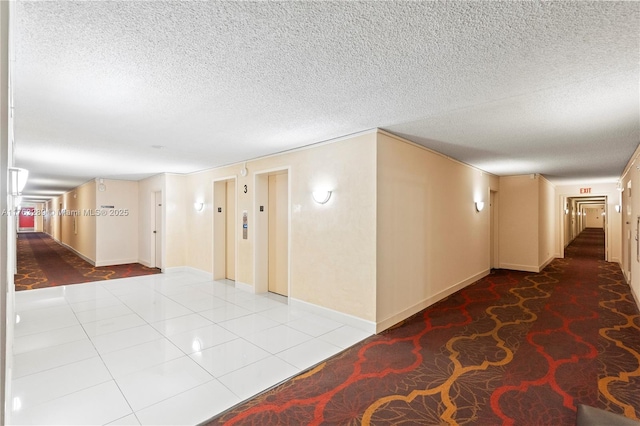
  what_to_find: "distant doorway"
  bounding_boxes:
[18,207,35,232]
[563,195,608,261]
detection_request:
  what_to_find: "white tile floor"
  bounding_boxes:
[8,272,372,425]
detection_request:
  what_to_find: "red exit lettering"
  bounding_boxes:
[580,188,592,194]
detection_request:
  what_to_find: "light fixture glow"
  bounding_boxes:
[194,202,204,212]
[12,397,22,411]
[9,167,29,196]
[615,205,621,213]
[475,201,485,212]
[565,208,569,215]
[192,339,202,352]
[312,190,332,204]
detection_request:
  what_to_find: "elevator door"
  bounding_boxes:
[268,173,288,296]
[225,180,236,280]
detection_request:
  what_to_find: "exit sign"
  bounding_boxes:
[580,188,592,194]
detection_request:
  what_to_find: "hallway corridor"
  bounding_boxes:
[212,228,640,425]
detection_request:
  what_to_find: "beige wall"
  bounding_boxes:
[376,132,496,331]
[181,132,378,320]
[179,130,505,329]
[619,144,639,306]
[165,174,188,269]
[585,206,604,228]
[499,175,539,271]
[57,180,97,263]
[95,179,139,266]
[46,178,147,268]
[44,198,59,240]
[538,176,555,269]
[34,203,44,232]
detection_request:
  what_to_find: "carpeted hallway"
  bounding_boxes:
[209,228,640,425]
[14,232,160,291]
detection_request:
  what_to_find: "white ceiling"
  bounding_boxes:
[12,1,640,201]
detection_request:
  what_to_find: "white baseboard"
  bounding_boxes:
[95,258,138,267]
[234,281,254,293]
[538,256,555,272]
[375,269,491,333]
[138,259,153,268]
[630,285,640,312]
[163,266,212,280]
[162,266,188,274]
[59,242,96,266]
[499,263,540,273]
[289,298,376,334]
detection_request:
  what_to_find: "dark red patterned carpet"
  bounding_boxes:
[208,228,640,425]
[15,232,160,291]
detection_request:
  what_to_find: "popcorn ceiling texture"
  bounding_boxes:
[12,1,640,197]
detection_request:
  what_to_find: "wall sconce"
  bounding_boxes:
[9,167,29,196]
[475,201,484,212]
[615,205,621,213]
[565,208,569,215]
[194,202,204,212]
[312,190,332,204]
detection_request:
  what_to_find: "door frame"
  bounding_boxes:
[150,190,163,270]
[253,166,291,295]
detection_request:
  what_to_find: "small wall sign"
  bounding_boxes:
[580,188,591,194]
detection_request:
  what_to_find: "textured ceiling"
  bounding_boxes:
[12,1,640,201]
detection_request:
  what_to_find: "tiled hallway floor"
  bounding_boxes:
[8,272,372,425]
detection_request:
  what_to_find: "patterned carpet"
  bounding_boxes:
[15,232,160,291]
[208,228,640,425]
